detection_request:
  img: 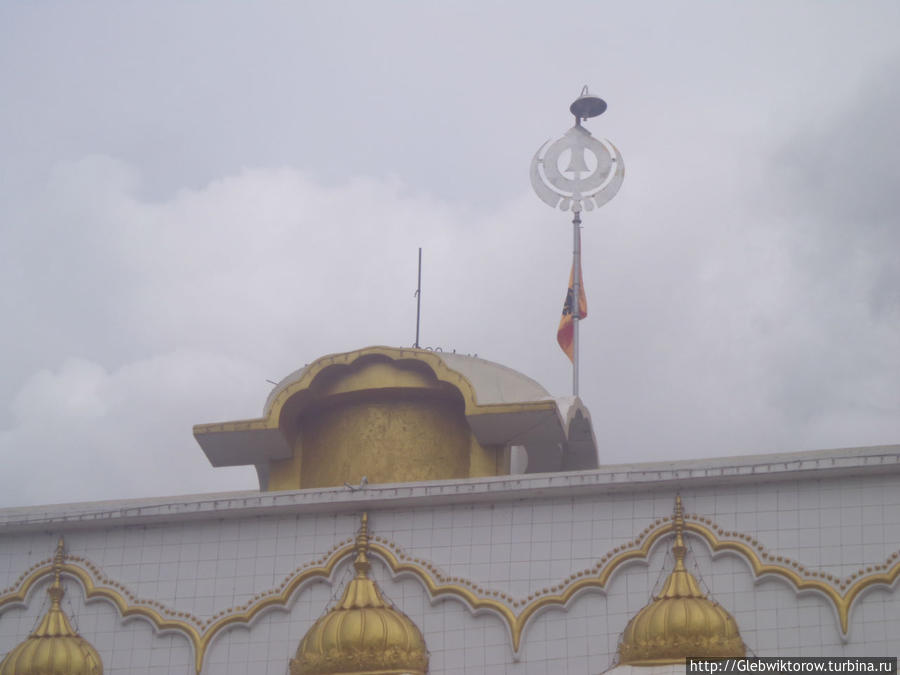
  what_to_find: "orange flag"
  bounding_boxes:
[557,260,587,362]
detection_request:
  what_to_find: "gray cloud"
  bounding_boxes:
[1,2,899,506]
[757,60,900,432]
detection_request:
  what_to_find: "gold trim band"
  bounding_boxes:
[1,518,898,670]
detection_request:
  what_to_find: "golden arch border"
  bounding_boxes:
[0,561,206,672]
[194,345,558,438]
[262,345,555,420]
[367,522,900,653]
[1,519,899,672]
[265,346,484,418]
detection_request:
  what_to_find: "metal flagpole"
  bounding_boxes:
[530,86,625,398]
[572,210,581,396]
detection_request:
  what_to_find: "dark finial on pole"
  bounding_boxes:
[569,85,607,124]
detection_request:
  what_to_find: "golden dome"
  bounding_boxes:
[290,514,428,675]
[0,539,103,675]
[616,497,745,666]
[195,346,600,493]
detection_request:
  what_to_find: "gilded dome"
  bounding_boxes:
[616,498,744,666]
[0,540,103,675]
[196,346,600,492]
[290,514,428,675]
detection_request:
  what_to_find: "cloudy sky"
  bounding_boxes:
[1,2,898,507]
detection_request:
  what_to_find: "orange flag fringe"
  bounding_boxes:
[557,261,587,363]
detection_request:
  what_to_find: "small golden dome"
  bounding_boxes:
[290,514,428,675]
[617,498,744,666]
[0,540,103,675]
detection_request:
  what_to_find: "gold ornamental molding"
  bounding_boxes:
[0,538,354,675]
[192,345,575,487]
[0,557,205,672]
[194,346,558,438]
[1,518,899,670]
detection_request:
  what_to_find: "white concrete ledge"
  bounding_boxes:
[1,443,898,533]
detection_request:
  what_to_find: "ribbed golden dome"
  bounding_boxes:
[617,498,744,666]
[290,514,428,675]
[0,539,103,675]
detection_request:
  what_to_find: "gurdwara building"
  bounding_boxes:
[0,345,898,674]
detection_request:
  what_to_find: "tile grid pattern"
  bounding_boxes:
[1,474,899,673]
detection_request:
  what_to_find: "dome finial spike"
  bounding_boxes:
[53,537,65,571]
[614,494,746,665]
[673,494,686,564]
[290,508,429,675]
[49,536,66,604]
[353,512,371,577]
[0,538,106,671]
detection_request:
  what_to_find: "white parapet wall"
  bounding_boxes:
[0,445,899,674]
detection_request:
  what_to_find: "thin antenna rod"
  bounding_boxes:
[414,248,422,348]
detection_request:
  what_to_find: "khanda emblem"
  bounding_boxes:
[561,287,574,316]
[530,124,625,213]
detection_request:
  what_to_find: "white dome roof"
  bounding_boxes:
[265,348,550,413]
[196,346,597,476]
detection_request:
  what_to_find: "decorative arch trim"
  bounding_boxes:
[193,346,557,438]
[1,518,898,670]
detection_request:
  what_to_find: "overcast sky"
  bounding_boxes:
[1,2,899,507]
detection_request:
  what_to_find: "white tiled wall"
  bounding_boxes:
[1,472,899,673]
